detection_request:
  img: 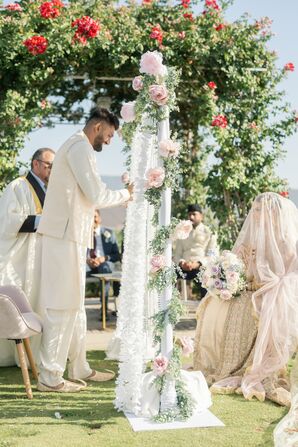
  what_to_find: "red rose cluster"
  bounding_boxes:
[284,62,295,72]
[183,12,194,21]
[205,0,220,10]
[23,36,48,55]
[72,16,100,45]
[5,3,22,11]
[40,1,63,19]
[211,114,228,128]
[181,0,191,8]
[208,81,217,90]
[150,24,163,44]
[279,191,289,198]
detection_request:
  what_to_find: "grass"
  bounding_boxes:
[0,351,287,447]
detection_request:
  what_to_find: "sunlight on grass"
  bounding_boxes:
[0,351,287,447]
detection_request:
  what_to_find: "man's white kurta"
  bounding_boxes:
[0,178,41,366]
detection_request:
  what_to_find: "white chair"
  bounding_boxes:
[0,285,42,399]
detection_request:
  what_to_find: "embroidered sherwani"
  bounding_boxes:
[37,130,130,385]
[0,172,45,366]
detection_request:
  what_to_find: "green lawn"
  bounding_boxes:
[0,351,287,447]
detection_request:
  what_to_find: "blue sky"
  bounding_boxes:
[14,0,298,187]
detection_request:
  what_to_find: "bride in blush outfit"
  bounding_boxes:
[194,192,298,406]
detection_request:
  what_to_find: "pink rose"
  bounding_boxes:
[145,167,165,189]
[179,336,194,357]
[150,255,166,273]
[149,84,168,106]
[171,220,193,241]
[121,171,130,185]
[139,51,167,77]
[178,31,186,40]
[153,354,169,376]
[220,290,232,300]
[159,139,180,158]
[132,76,143,92]
[120,101,136,123]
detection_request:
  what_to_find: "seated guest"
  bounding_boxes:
[194,192,298,406]
[87,209,120,319]
[174,204,218,298]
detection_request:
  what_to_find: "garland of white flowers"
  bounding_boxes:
[118,51,196,422]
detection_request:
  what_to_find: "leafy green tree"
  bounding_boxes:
[0,0,296,245]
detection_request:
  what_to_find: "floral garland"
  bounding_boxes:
[120,51,195,422]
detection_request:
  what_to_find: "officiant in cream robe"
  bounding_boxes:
[0,148,55,366]
[37,107,132,391]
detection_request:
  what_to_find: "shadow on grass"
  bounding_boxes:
[0,350,123,430]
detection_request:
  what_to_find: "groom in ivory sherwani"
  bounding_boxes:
[37,107,133,392]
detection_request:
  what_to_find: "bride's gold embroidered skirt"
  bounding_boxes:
[193,290,257,385]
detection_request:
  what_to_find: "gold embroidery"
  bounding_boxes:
[21,176,43,214]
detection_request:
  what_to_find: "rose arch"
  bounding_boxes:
[0,0,296,246]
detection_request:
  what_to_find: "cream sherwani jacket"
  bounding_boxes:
[38,130,129,248]
[174,222,218,265]
[37,130,129,310]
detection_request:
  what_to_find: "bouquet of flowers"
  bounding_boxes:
[197,250,246,300]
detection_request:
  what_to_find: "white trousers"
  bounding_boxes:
[38,235,92,386]
[38,305,92,386]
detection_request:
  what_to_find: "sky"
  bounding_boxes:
[12,0,298,187]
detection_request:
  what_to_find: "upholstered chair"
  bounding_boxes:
[0,285,42,399]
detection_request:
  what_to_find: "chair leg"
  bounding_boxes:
[15,340,33,399]
[23,338,39,381]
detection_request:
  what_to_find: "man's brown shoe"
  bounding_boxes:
[84,369,115,382]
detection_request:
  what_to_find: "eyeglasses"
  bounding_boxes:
[37,159,53,169]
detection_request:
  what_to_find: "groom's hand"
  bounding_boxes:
[127,183,134,201]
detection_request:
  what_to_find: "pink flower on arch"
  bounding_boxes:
[211,114,228,128]
[284,62,295,72]
[153,354,169,376]
[150,255,166,273]
[149,84,168,106]
[120,101,136,123]
[178,31,186,40]
[140,51,167,77]
[132,76,143,92]
[145,167,165,189]
[159,139,180,158]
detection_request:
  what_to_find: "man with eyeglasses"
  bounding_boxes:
[0,147,55,366]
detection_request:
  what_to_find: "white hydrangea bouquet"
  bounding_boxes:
[198,250,246,300]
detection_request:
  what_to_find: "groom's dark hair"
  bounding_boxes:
[86,106,119,130]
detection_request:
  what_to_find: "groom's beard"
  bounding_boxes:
[94,144,103,152]
[93,134,104,152]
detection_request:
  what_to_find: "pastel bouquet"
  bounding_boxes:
[198,250,246,300]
